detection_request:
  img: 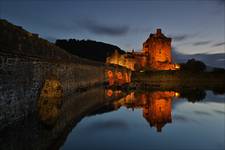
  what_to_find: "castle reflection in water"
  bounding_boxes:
[107,89,180,132]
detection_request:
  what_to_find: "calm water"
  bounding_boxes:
[0,87,224,150]
[61,89,225,150]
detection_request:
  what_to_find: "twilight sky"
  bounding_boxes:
[0,0,224,66]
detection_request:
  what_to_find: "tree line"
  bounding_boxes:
[55,39,125,62]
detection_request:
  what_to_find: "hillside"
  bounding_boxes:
[55,39,125,62]
[0,19,71,60]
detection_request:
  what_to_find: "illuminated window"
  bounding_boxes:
[107,89,113,97]
[107,70,113,78]
[116,72,123,80]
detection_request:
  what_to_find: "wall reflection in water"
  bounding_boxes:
[108,90,179,132]
[1,85,224,150]
[37,78,63,127]
[106,69,131,86]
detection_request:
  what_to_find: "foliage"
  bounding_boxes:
[179,89,206,103]
[55,39,125,62]
[180,59,206,72]
[212,67,225,73]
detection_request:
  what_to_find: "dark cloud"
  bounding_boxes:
[194,110,212,116]
[170,33,199,42]
[193,41,211,46]
[77,18,130,36]
[214,110,225,115]
[216,0,225,4]
[172,35,189,42]
[3,0,225,2]
[173,115,190,122]
[211,42,225,47]
[173,114,199,123]
[83,119,129,132]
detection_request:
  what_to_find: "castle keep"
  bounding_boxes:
[106,29,179,71]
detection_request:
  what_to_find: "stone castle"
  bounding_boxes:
[106,28,179,71]
[112,90,179,132]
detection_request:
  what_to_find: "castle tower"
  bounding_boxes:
[143,28,174,70]
[143,91,173,132]
[106,28,179,71]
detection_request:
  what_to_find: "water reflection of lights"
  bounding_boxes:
[111,91,180,132]
[175,92,180,97]
[107,89,113,97]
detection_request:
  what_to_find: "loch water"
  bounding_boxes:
[0,86,224,150]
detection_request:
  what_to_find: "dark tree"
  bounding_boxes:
[212,68,225,73]
[55,39,125,62]
[180,59,206,72]
[179,89,206,103]
[212,87,225,95]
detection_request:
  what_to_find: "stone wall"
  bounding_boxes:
[0,51,105,129]
[0,86,127,150]
[0,19,132,131]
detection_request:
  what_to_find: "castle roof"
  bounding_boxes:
[144,28,171,44]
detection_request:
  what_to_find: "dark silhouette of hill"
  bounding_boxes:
[55,39,125,62]
[0,19,71,60]
[0,19,104,65]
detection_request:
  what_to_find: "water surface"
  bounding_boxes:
[0,87,224,150]
[62,89,225,150]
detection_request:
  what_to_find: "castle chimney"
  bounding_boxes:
[156,28,162,35]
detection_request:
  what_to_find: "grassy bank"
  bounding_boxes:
[132,70,225,90]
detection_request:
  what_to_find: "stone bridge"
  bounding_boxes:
[105,64,132,86]
[0,19,132,130]
[0,86,129,150]
[0,51,132,130]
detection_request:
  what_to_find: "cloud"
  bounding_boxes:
[192,41,211,46]
[216,0,225,4]
[211,42,225,47]
[77,18,130,36]
[173,114,199,123]
[172,47,225,68]
[83,119,129,132]
[213,110,225,115]
[172,35,189,42]
[170,33,199,42]
[173,115,190,122]
[194,110,212,116]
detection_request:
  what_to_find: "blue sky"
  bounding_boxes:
[0,0,224,66]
